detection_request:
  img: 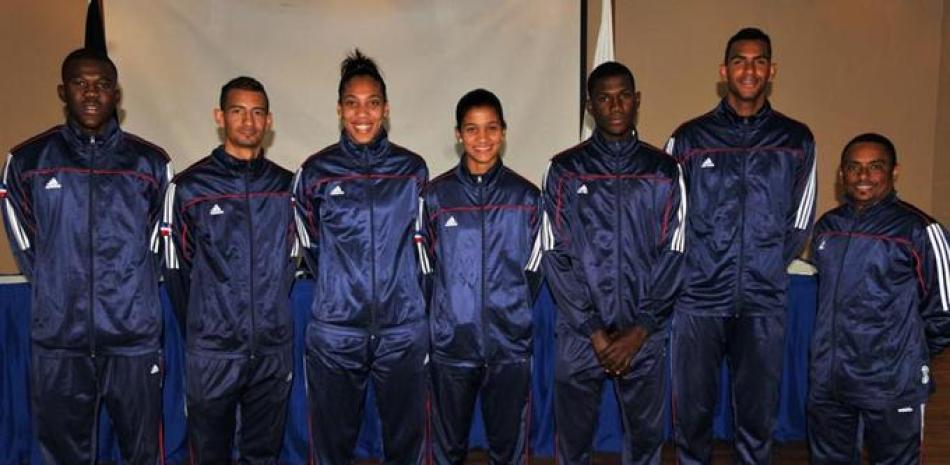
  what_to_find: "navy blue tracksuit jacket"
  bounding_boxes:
[666,100,816,465]
[808,193,950,463]
[542,130,686,465]
[1,119,171,465]
[164,146,296,463]
[421,160,542,464]
[294,132,428,465]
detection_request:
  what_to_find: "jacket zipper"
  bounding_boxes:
[367,153,378,338]
[734,127,750,317]
[244,166,257,359]
[829,215,857,399]
[478,176,488,365]
[88,135,97,358]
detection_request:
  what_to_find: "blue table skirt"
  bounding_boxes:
[0,276,815,464]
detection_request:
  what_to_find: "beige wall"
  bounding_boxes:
[935,1,950,224]
[0,0,85,273]
[2,1,949,273]
[603,0,945,222]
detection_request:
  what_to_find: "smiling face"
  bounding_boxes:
[840,141,898,211]
[457,105,505,175]
[338,75,389,145]
[214,88,272,160]
[587,74,639,141]
[720,39,775,115]
[58,58,119,135]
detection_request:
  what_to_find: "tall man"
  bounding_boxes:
[163,77,296,464]
[666,28,817,465]
[1,48,172,465]
[542,61,686,465]
[809,133,950,464]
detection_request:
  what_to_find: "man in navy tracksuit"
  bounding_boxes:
[666,28,816,465]
[542,62,686,465]
[809,133,950,464]
[0,48,171,465]
[163,77,296,464]
[422,89,543,465]
[294,50,429,465]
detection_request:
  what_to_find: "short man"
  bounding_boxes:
[666,28,816,464]
[1,48,172,465]
[163,76,296,464]
[542,61,686,465]
[808,133,950,464]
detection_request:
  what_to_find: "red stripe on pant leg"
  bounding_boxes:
[524,389,532,465]
[425,392,433,465]
[158,420,166,465]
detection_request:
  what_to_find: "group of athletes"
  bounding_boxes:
[2,25,949,465]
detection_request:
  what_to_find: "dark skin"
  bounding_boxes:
[586,72,649,376]
[58,58,120,135]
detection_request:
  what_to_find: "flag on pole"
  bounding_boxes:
[580,0,615,140]
[85,0,107,53]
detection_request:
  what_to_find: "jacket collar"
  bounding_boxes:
[844,190,898,218]
[590,128,639,158]
[212,145,266,175]
[63,116,121,152]
[718,98,773,129]
[340,130,390,165]
[457,158,504,188]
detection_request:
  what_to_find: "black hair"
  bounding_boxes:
[841,132,898,166]
[338,49,387,103]
[455,89,506,130]
[219,76,269,111]
[61,48,118,82]
[587,61,635,98]
[724,27,772,63]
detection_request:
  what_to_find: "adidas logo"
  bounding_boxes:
[286,371,293,383]
[150,364,160,375]
[444,216,458,227]
[577,184,589,195]
[817,239,827,251]
[701,158,715,168]
[209,204,224,216]
[898,407,914,413]
[922,365,930,384]
[45,177,62,190]
[329,185,345,196]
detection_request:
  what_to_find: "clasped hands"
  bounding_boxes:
[590,326,647,378]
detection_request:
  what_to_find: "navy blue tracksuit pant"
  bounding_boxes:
[185,350,292,465]
[32,352,164,465]
[672,313,786,465]
[554,329,668,465]
[306,321,428,465]
[808,397,924,465]
[430,360,531,465]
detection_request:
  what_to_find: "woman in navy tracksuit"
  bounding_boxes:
[294,50,429,465]
[421,89,543,465]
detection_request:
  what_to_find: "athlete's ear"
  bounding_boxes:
[213,108,225,129]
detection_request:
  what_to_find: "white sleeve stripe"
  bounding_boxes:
[540,211,554,252]
[525,227,544,272]
[664,137,675,155]
[926,223,950,311]
[794,156,817,230]
[3,199,30,250]
[161,183,178,267]
[415,197,432,275]
[671,164,687,253]
[293,207,311,249]
[2,153,30,250]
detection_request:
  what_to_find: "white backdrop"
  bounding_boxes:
[106,0,579,184]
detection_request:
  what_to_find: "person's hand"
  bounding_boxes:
[590,328,612,364]
[600,326,648,377]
